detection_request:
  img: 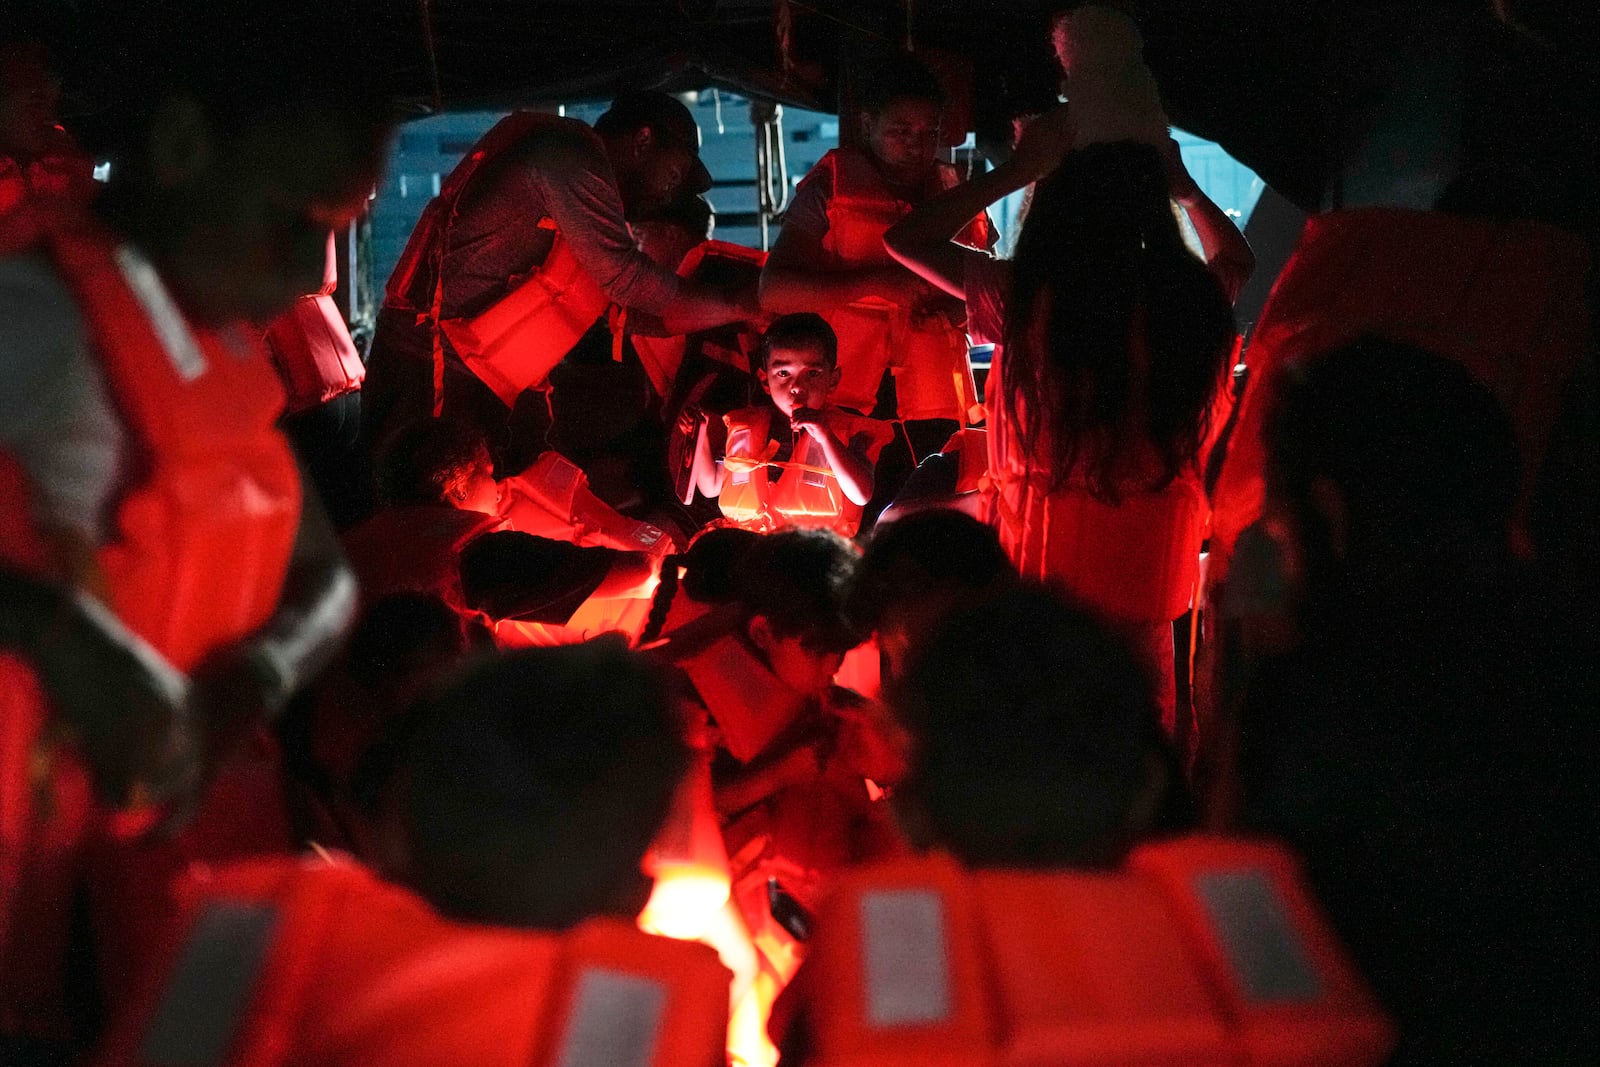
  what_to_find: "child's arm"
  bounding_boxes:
[791,409,875,507]
[677,405,725,499]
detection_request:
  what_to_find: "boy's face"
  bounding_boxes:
[759,343,839,419]
[860,97,942,184]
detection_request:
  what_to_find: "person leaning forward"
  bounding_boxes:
[365,91,759,478]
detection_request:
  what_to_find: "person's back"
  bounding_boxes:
[1236,339,1599,1063]
[989,141,1234,727]
[96,642,731,1067]
[774,586,1392,1067]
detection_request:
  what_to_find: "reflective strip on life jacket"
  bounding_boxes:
[804,839,1394,1067]
[137,899,279,1067]
[548,968,668,1067]
[858,888,952,1028]
[100,858,729,1067]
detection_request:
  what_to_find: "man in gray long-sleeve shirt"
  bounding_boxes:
[364,91,756,480]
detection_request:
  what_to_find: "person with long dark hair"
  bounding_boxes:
[885,117,1237,727]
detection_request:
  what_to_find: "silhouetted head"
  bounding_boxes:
[632,193,713,268]
[392,640,688,929]
[1005,140,1233,500]
[92,2,395,324]
[894,584,1191,868]
[734,529,862,696]
[1264,336,1520,601]
[850,510,1015,681]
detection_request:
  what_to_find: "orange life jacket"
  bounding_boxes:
[632,239,767,402]
[719,406,894,538]
[816,147,988,421]
[92,856,731,1067]
[944,426,990,496]
[263,233,365,412]
[0,207,301,1040]
[1209,207,1591,581]
[984,351,1206,623]
[499,450,672,556]
[1,208,303,670]
[385,112,611,411]
[796,837,1395,1067]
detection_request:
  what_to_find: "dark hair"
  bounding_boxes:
[401,640,687,929]
[594,90,700,150]
[895,585,1189,868]
[639,526,763,645]
[1265,336,1520,565]
[849,510,1013,632]
[761,311,838,370]
[857,51,946,114]
[374,419,492,508]
[734,529,861,654]
[1003,141,1235,502]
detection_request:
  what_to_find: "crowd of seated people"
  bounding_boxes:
[0,1,1595,1065]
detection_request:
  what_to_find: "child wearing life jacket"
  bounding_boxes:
[686,313,894,538]
[768,585,1393,1067]
[654,530,906,1061]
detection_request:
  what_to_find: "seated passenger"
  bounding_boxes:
[95,642,731,1067]
[655,530,904,1053]
[343,419,660,646]
[687,314,893,538]
[1236,339,1599,1064]
[771,585,1393,1067]
[847,510,1015,683]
